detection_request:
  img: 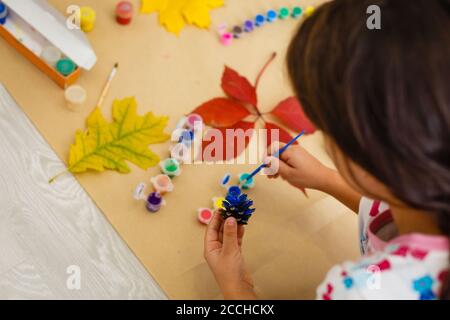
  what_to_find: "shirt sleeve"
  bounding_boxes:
[316,254,424,300]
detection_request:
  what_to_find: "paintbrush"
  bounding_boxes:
[96,62,119,108]
[239,130,306,187]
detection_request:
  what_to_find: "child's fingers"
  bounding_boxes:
[237,225,245,246]
[204,211,223,252]
[263,156,293,177]
[222,218,239,255]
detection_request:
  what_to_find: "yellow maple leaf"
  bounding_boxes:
[68,97,170,174]
[141,0,224,35]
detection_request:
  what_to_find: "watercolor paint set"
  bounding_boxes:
[0,0,96,88]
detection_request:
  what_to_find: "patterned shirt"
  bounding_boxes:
[316,198,449,300]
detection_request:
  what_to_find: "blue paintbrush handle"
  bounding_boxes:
[244,130,306,182]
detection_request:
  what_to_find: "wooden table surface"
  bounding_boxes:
[0,84,166,299]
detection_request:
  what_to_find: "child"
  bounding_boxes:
[204,0,449,300]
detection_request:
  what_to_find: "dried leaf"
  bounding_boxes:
[221,66,257,107]
[68,97,170,174]
[141,0,224,35]
[193,97,250,128]
[271,97,316,134]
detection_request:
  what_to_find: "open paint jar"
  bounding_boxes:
[56,58,77,76]
[160,158,181,177]
[146,192,163,213]
[151,174,174,195]
[238,173,255,190]
[64,85,87,111]
[185,113,203,132]
[198,208,213,225]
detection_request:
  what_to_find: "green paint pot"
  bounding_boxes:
[56,58,76,76]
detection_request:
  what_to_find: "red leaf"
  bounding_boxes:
[200,121,255,161]
[221,66,258,107]
[265,122,298,147]
[271,97,316,134]
[193,98,250,128]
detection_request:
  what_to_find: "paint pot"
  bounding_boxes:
[255,14,266,27]
[133,182,147,200]
[217,23,228,36]
[41,46,62,67]
[160,158,181,177]
[243,20,254,33]
[56,58,76,76]
[146,192,163,213]
[220,32,233,46]
[238,173,255,190]
[212,197,225,210]
[170,143,191,164]
[0,2,8,25]
[305,6,315,17]
[279,7,290,20]
[64,85,87,111]
[291,7,303,19]
[220,173,231,188]
[232,25,243,39]
[80,6,96,32]
[179,130,194,147]
[116,1,134,25]
[198,208,213,225]
[266,10,278,23]
[186,113,203,132]
[151,174,174,195]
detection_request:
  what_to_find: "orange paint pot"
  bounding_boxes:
[151,174,174,195]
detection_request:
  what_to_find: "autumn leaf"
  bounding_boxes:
[265,122,298,147]
[141,0,224,35]
[221,66,258,107]
[271,97,316,134]
[200,121,255,161]
[68,97,170,175]
[193,97,250,128]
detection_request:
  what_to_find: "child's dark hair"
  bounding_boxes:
[287,0,450,299]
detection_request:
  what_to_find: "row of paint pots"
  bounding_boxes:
[133,114,204,213]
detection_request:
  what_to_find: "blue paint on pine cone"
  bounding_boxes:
[220,186,256,225]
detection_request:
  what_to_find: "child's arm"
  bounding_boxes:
[266,145,361,213]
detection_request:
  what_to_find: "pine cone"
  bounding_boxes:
[220,186,256,225]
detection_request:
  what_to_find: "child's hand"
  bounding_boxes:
[265,143,334,191]
[204,212,257,300]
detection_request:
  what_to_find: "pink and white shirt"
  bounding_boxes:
[317,197,449,300]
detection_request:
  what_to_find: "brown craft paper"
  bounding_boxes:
[0,0,359,299]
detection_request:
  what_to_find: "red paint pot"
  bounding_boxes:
[116,1,133,25]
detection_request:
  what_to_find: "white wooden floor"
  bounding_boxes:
[0,84,166,299]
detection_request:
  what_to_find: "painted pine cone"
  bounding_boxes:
[220,186,256,225]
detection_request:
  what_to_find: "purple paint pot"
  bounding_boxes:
[146,192,163,213]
